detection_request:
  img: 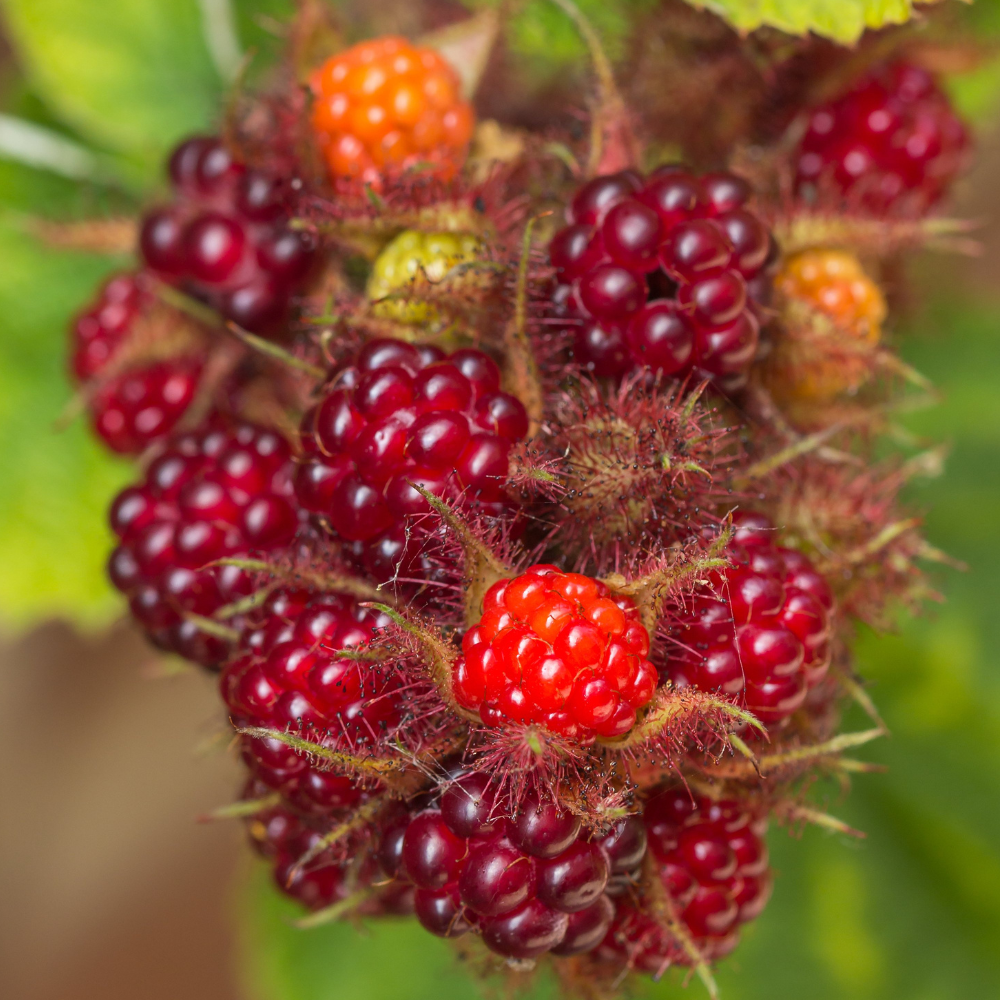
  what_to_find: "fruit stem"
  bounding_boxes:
[642,852,719,999]
[775,801,866,839]
[547,0,640,176]
[290,887,374,929]
[236,726,415,775]
[502,217,546,435]
[287,796,391,882]
[198,792,281,823]
[361,601,478,723]
[406,482,514,624]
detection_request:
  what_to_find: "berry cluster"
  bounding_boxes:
[550,168,772,390]
[70,273,203,454]
[455,566,658,740]
[140,137,315,332]
[667,512,834,725]
[795,61,968,211]
[107,420,299,665]
[310,36,474,184]
[601,788,769,970]
[295,338,528,583]
[61,14,966,994]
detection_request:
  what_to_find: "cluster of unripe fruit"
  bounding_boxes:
[65,18,966,991]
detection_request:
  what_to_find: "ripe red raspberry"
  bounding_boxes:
[454,566,658,741]
[70,272,202,454]
[309,35,474,185]
[600,787,770,971]
[795,61,969,211]
[222,587,400,780]
[385,772,624,959]
[549,168,773,391]
[246,785,413,914]
[139,136,315,332]
[107,420,299,666]
[666,512,835,725]
[295,338,528,585]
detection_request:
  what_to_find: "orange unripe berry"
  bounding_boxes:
[310,35,475,186]
[769,249,886,406]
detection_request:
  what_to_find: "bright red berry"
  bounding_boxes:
[795,61,969,212]
[666,512,835,725]
[294,338,528,585]
[599,788,770,971]
[221,587,400,779]
[454,566,658,741]
[139,136,315,332]
[107,419,299,666]
[550,167,773,390]
[391,774,616,959]
[70,272,202,454]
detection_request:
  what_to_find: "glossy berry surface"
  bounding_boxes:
[139,136,315,332]
[795,62,968,211]
[454,566,658,740]
[70,272,202,454]
[667,512,835,725]
[310,35,474,184]
[393,773,615,959]
[367,229,481,323]
[295,338,528,584]
[550,167,773,390]
[108,420,299,666]
[222,587,399,787]
[771,249,886,404]
[600,788,770,971]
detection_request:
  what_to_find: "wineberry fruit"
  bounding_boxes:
[550,167,773,390]
[309,35,474,184]
[454,566,658,741]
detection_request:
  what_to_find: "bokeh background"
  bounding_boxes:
[1,2,999,999]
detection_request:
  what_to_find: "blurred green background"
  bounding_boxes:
[0,2,998,999]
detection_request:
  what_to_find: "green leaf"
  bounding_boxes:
[686,0,928,44]
[0,0,222,178]
[0,217,132,628]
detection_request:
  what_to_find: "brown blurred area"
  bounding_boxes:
[0,622,244,1000]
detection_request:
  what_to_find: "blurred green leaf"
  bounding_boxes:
[0,217,131,628]
[688,0,931,43]
[0,0,222,179]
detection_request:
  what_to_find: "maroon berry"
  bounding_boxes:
[665,511,835,725]
[295,339,528,586]
[140,136,315,333]
[392,777,617,961]
[69,272,203,454]
[795,61,969,212]
[599,789,770,971]
[550,168,772,391]
[108,419,299,666]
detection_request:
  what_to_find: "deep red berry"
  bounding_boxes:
[599,788,770,971]
[666,512,835,724]
[223,588,399,802]
[245,786,413,914]
[140,136,315,332]
[295,338,528,585]
[795,62,969,212]
[107,419,299,666]
[454,566,658,741]
[70,272,202,454]
[550,168,772,390]
[396,773,615,959]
